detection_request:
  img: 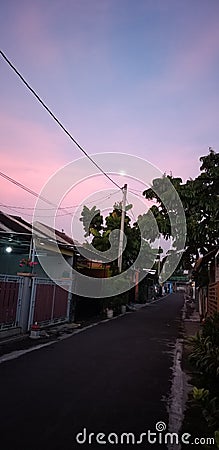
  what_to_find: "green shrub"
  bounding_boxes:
[202,313,219,346]
[188,313,219,386]
[188,313,219,440]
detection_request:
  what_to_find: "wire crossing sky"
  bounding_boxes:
[1,0,219,234]
[0,50,122,191]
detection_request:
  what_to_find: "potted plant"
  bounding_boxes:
[103,294,127,317]
[17,258,38,276]
[106,306,114,319]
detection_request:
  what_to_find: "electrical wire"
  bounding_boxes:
[126,196,137,223]
[129,188,146,193]
[128,209,136,223]
[0,170,63,208]
[0,171,75,219]
[129,189,147,200]
[0,50,122,190]
[0,191,121,219]
[0,171,122,220]
[0,204,69,218]
[0,191,121,211]
[0,204,70,211]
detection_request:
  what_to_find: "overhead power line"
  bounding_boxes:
[0,204,70,218]
[0,171,88,219]
[0,190,121,218]
[0,170,71,213]
[126,196,137,223]
[0,50,122,190]
[0,191,120,211]
[129,189,147,200]
[0,171,55,204]
[129,188,145,193]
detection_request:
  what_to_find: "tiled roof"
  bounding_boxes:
[0,212,81,248]
[0,211,32,234]
[193,246,219,272]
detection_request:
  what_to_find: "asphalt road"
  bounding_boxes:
[0,293,184,450]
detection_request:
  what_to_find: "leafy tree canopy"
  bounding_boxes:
[143,148,219,264]
[80,203,156,273]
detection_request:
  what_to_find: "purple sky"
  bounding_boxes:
[1,0,219,238]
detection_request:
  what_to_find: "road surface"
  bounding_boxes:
[0,293,184,449]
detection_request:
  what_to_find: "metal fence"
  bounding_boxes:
[208,281,219,316]
[0,274,72,333]
[0,275,23,330]
[28,278,71,330]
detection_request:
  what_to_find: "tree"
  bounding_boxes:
[79,205,103,237]
[80,203,156,274]
[143,148,219,265]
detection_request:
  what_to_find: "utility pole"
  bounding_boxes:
[157,246,163,280]
[29,236,36,273]
[118,183,127,273]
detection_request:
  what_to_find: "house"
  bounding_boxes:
[0,211,82,277]
[0,211,40,275]
[0,211,113,333]
[0,211,77,334]
[193,246,219,318]
[0,210,110,276]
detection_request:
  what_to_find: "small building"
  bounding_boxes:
[0,211,112,332]
[0,211,84,277]
[193,247,219,318]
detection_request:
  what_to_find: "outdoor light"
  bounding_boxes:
[143,269,156,274]
[6,246,12,253]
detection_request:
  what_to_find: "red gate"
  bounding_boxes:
[28,278,71,329]
[0,276,23,329]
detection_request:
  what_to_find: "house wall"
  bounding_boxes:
[208,281,219,316]
[0,252,24,276]
[0,252,49,278]
[207,256,219,315]
[0,251,73,279]
[0,275,71,334]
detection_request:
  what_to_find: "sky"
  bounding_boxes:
[1,0,219,241]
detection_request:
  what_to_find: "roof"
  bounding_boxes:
[33,221,81,248]
[0,211,33,234]
[193,246,219,272]
[0,211,108,262]
[0,211,81,251]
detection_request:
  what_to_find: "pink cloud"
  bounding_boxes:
[0,113,69,204]
[0,113,124,227]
